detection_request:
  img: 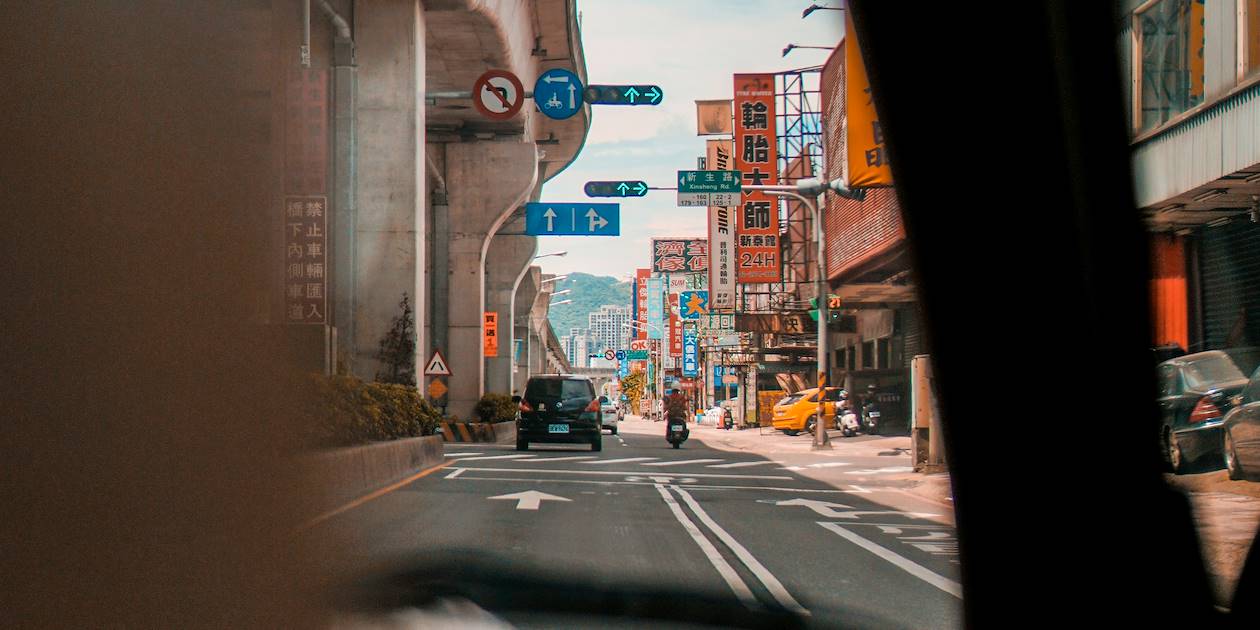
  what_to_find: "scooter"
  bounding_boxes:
[667,420,689,448]
[838,407,860,438]
[862,403,881,436]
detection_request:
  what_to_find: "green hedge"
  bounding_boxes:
[473,393,518,423]
[304,374,441,447]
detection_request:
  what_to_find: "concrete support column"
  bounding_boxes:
[352,0,425,382]
[443,141,538,417]
[513,267,541,389]
[484,234,537,395]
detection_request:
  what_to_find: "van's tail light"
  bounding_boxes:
[519,399,533,413]
[1189,397,1222,424]
[585,399,601,413]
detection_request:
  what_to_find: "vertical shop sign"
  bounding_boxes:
[669,293,682,357]
[733,73,781,283]
[284,196,328,324]
[706,139,737,310]
[844,12,892,187]
[682,327,699,377]
[646,276,665,340]
[483,312,499,356]
[635,268,650,340]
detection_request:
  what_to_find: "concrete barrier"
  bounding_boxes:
[305,434,444,510]
[439,420,516,443]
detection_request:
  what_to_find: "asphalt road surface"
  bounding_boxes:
[308,418,962,628]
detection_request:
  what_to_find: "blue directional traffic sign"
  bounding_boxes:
[615,350,627,361]
[534,68,583,121]
[524,202,619,236]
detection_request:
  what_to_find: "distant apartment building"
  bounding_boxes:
[562,327,593,369]
[588,305,631,355]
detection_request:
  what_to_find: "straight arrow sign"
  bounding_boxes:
[488,490,572,511]
[543,208,556,231]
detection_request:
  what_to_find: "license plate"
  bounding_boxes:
[869,412,881,418]
[548,424,569,434]
[670,424,684,431]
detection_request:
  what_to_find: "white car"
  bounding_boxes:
[598,396,619,434]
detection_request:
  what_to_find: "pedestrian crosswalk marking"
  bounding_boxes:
[445,452,485,458]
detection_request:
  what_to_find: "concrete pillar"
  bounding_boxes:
[443,141,538,417]
[513,266,541,391]
[484,234,536,394]
[351,0,425,383]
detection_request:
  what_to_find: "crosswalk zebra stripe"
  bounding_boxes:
[449,454,537,462]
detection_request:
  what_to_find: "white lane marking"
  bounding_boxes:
[583,457,658,465]
[450,454,538,462]
[447,475,865,493]
[487,490,571,511]
[672,486,810,615]
[444,468,466,479]
[642,459,725,467]
[453,467,792,480]
[444,452,484,458]
[844,466,914,475]
[654,484,758,607]
[818,522,962,598]
[708,461,779,469]
[522,455,599,463]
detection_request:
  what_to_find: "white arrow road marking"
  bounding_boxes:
[708,461,779,469]
[672,486,809,615]
[542,208,556,231]
[642,459,724,467]
[583,457,658,465]
[654,484,757,606]
[586,208,608,232]
[773,498,937,520]
[818,522,962,598]
[488,490,571,511]
[452,454,538,462]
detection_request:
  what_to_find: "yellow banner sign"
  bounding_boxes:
[845,11,892,187]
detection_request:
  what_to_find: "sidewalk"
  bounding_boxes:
[1165,471,1260,607]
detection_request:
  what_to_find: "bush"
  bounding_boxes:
[303,374,441,447]
[474,393,518,423]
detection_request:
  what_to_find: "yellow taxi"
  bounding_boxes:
[771,387,844,435]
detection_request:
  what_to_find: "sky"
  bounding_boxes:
[534,0,844,280]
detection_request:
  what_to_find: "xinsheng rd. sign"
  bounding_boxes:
[677,170,741,207]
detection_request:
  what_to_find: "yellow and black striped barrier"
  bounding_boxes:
[438,421,497,442]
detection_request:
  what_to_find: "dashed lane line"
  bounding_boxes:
[444,452,484,458]
[448,454,538,462]
[518,455,599,463]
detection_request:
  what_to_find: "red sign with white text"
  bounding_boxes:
[635,268,650,340]
[733,73,780,283]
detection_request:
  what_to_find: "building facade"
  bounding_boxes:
[588,304,632,356]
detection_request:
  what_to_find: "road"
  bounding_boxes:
[308,417,963,628]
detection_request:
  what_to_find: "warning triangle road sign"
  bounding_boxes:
[424,350,451,376]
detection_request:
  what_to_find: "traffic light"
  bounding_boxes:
[584,180,649,197]
[583,85,663,106]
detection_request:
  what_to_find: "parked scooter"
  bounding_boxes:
[837,404,860,438]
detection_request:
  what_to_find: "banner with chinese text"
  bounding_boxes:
[706,139,737,310]
[652,238,709,274]
[844,13,892,187]
[646,277,665,340]
[483,312,499,357]
[635,268,650,340]
[669,293,682,357]
[284,196,328,324]
[733,73,780,283]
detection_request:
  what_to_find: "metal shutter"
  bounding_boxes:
[1198,221,1260,350]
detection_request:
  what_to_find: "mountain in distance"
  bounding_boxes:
[547,272,632,339]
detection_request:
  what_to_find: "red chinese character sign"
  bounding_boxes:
[651,238,708,274]
[635,268,651,340]
[733,73,781,283]
[284,196,328,324]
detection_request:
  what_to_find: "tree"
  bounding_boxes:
[375,293,416,386]
[621,370,646,412]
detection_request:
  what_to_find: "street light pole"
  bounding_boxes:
[745,177,861,450]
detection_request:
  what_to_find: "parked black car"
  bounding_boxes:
[514,375,602,451]
[1158,348,1260,473]
[1221,364,1260,480]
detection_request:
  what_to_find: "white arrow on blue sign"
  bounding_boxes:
[534,68,583,121]
[524,202,620,236]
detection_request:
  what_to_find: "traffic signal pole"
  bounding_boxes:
[750,177,862,450]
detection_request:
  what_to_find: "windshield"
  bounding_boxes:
[43,1,1246,627]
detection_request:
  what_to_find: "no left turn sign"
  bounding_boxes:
[604,350,615,361]
[472,69,524,121]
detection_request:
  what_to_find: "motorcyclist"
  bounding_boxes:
[664,390,691,440]
[861,384,881,435]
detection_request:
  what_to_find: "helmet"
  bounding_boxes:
[867,384,877,391]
